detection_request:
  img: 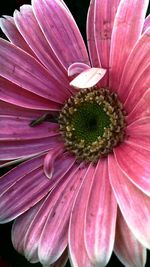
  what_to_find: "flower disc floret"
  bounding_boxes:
[59,88,126,162]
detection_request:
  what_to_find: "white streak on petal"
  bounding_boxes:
[70,68,106,89]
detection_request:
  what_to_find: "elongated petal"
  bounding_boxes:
[38,164,86,265]
[19,154,75,262]
[114,209,146,267]
[70,68,106,89]
[69,165,95,267]
[109,0,149,92]
[32,0,89,70]
[0,76,60,110]
[124,65,150,113]
[109,153,150,249]
[12,200,43,262]
[86,0,100,68]
[0,16,34,56]
[0,116,58,140]
[85,159,117,266]
[114,142,150,196]
[87,0,120,86]
[127,88,150,124]
[0,38,69,103]
[118,29,150,104]
[0,152,75,223]
[0,136,61,160]
[126,118,150,152]
[0,100,48,118]
[14,5,71,91]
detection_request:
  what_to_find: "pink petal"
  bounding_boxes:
[87,0,121,86]
[85,159,117,266]
[108,153,150,249]
[0,115,59,140]
[0,136,61,160]
[12,200,43,262]
[0,38,69,103]
[32,0,89,70]
[38,164,86,266]
[46,249,68,267]
[114,209,146,267]
[70,67,106,89]
[114,142,150,196]
[143,15,150,32]
[68,62,91,77]
[44,145,64,179]
[118,29,150,104]
[0,152,75,223]
[126,88,150,124]
[0,99,49,119]
[86,0,101,68]
[109,0,149,92]
[126,117,150,152]
[69,165,96,267]
[0,76,60,110]
[14,5,71,92]
[0,16,35,56]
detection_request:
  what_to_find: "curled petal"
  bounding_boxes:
[70,68,106,89]
[68,62,90,77]
[44,146,64,179]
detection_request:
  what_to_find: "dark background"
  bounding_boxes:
[0,0,150,266]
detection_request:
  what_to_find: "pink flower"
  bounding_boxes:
[0,0,150,266]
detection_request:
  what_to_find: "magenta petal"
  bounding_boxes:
[114,142,150,196]
[69,165,96,267]
[44,146,64,179]
[15,154,75,263]
[12,200,44,262]
[0,100,50,119]
[0,76,60,110]
[70,68,106,89]
[118,29,150,105]
[0,136,61,160]
[127,89,150,124]
[109,0,149,92]
[14,5,71,91]
[85,159,117,266]
[0,38,69,103]
[87,0,121,86]
[0,116,59,141]
[109,153,150,248]
[114,209,146,267]
[38,164,86,265]
[32,0,89,70]
[0,16,35,56]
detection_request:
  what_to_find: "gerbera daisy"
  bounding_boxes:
[0,0,150,266]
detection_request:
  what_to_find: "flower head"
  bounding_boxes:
[0,0,150,266]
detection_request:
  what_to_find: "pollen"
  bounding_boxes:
[58,88,126,163]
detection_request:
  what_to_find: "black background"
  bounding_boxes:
[0,0,150,266]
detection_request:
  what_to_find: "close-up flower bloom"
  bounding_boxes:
[0,0,150,266]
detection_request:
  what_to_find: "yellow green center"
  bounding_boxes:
[58,88,126,163]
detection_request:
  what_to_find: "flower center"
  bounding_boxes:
[58,88,126,163]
